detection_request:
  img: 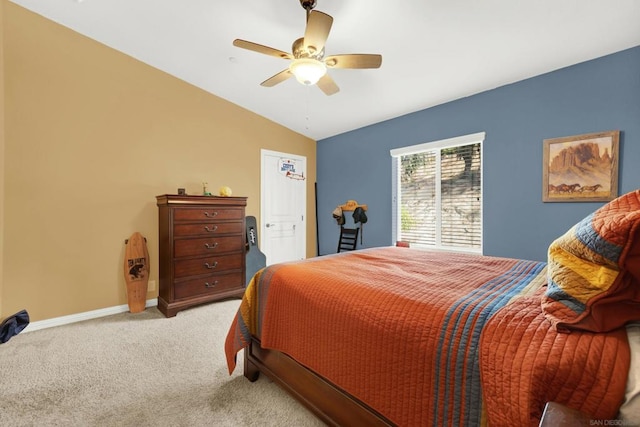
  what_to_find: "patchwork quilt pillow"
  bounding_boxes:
[542,189,640,332]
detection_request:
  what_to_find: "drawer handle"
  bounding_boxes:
[204,242,218,249]
[205,281,218,288]
[204,211,218,218]
[204,225,218,232]
[204,261,218,269]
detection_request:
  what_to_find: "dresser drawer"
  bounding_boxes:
[174,253,243,278]
[174,207,243,222]
[173,221,243,237]
[174,272,243,300]
[174,236,242,258]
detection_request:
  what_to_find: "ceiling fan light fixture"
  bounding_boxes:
[233,4,381,95]
[289,58,326,86]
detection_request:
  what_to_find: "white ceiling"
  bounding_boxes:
[9,0,640,140]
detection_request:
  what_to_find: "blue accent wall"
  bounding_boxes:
[317,46,640,261]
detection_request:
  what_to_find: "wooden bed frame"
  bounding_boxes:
[244,337,394,426]
[244,337,587,426]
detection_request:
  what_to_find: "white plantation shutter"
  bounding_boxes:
[391,133,484,253]
[399,151,437,246]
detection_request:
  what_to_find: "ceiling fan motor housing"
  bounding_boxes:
[300,0,317,11]
[292,37,324,60]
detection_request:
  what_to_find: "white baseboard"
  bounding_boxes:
[22,298,158,333]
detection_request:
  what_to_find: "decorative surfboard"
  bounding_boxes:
[245,216,266,287]
[124,232,150,313]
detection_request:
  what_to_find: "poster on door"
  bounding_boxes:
[279,158,306,180]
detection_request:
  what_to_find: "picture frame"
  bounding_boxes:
[542,130,619,202]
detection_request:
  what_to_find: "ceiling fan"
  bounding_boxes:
[233,0,382,96]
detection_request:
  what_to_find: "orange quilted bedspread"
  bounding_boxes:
[481,292,629,426]
[225,247,630,426]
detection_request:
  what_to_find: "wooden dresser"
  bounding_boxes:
[156,194,247,317]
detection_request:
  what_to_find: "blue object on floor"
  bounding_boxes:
[0,309,29,344]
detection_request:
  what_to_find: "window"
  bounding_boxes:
[390,132,484,253]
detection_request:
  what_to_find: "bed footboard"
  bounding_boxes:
[244,338,594,427]
[244,337,394,427]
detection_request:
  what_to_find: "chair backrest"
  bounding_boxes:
[337,227,359,252]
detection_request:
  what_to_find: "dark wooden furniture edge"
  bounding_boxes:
[539,401,593,426]
[244,337,395,427]
[158,289,244,318]
[156,194,248,207]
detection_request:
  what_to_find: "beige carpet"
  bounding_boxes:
[0,300,324,427]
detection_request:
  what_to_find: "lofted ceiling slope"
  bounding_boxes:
[9,0,640,140]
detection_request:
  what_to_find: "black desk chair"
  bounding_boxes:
[337,227,359,252]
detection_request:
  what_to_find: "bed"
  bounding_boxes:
[225,189,640,426]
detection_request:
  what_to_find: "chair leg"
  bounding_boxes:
[337,227,359,252]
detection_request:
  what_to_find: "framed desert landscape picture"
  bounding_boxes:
[542,130,619,202]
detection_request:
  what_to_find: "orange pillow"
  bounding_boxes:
[542,189,640,332]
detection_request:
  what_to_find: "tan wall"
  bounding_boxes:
[1,3,316,322]
[0,1,5,319]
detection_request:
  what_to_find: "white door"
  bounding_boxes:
[261,150,306,265]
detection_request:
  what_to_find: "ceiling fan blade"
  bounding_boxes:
[303,11,333,55]
[233,39,293,60]
[260,69,293,87]
[325,54,383,69]
[317,73,339,96]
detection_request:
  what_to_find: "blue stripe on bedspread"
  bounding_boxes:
[433,259,546,426]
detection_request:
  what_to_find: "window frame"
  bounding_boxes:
[390,132,485,254]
